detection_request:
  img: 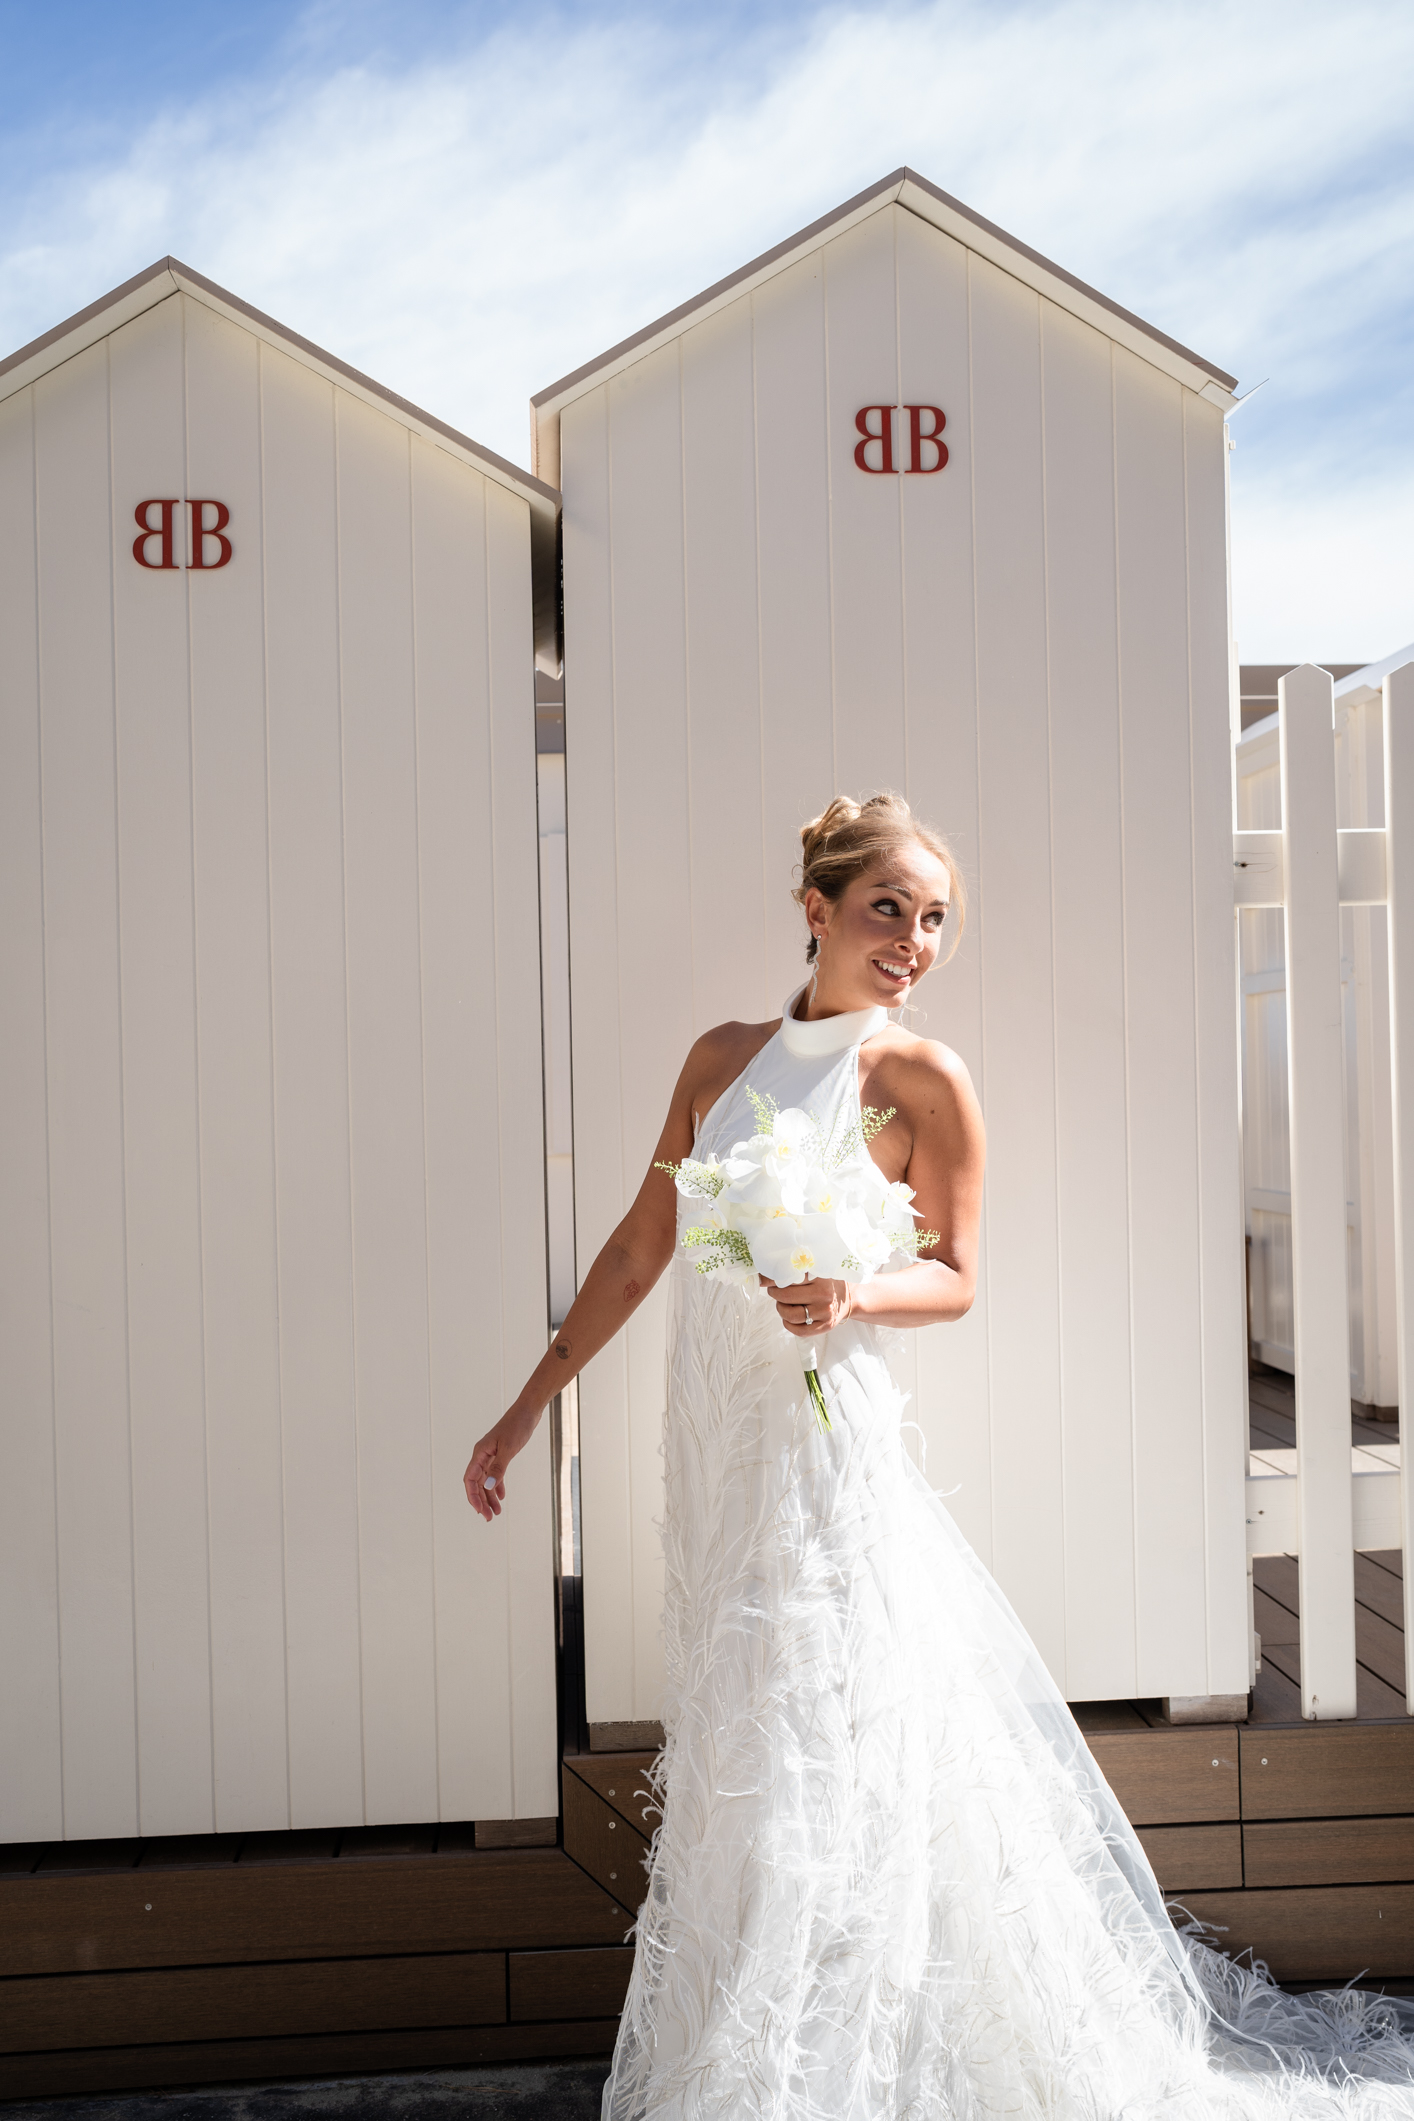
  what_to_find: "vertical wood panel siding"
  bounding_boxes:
[561,202,1247,1717]
[0,292,556,1841]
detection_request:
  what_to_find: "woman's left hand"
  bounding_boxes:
[761,1276,852,1337]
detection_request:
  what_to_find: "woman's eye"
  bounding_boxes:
[872,898,900,916]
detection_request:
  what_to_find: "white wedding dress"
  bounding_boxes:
[599,994,1414,2120]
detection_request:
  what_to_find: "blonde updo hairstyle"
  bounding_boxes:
[793,792,965,965]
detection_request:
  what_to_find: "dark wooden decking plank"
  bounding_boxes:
[1251,1555,1408,1717]
[564,1755,661,1837]
[0,1951,505,2054]
[562,1769,650,1909]
[1355,1602,1409,1698]
[509,1947,635,2023]
[1252,1555,1300,1610]
[0,1849,633,1979]
[0,2021,620,2102]
[1180,1883,1414,1980]
[1355,1554,1407,1630]
[1084,1730,1239,1825]
[1248,1653,1305,1725]
[1136,1824,1242,1891]
[1253,1587,1300,1647]
[1244,1817,1414,1889]
[1259,1636,1407,1721]
[1239,1725,1414,1820]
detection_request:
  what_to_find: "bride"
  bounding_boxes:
[465,794,1414,2118]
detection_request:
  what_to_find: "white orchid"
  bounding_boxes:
[657,1088,940,1431]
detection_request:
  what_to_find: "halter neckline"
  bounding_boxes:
[778,983,891,1058]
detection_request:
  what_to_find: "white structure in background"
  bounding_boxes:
[533,167,1252,1734]
[0,260,561,1843]
[1235,659,1414,1714]
[1238,645,1414,1405]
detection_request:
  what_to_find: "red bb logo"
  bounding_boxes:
[133,499,234,569]
[852,406,948,476]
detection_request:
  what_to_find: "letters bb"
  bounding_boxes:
[853,406,948,476]
[133,498,233,570]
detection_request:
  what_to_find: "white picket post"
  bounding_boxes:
[1280,663,1358,1719]
[1381,659,1414,1709]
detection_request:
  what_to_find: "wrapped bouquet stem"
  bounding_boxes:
[657,1089,939,1430]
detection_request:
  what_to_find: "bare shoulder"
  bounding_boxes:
[680,1015,780,1111]
[865,1025,981,1125]
[693,1014,779,1063]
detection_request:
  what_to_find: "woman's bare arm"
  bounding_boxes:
[463,1021,773,1520]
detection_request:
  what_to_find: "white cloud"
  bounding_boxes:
[2,0,1410,653]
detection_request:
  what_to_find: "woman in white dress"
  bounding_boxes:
[465,794,1414,2118]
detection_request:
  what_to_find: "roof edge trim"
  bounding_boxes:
[529,166,1237,482]
[0,258,181,398]
[894,171,1236,395]
[0,257,561,521]
[530,168,907,416]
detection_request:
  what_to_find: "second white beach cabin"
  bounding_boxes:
[534,167,1249,1735]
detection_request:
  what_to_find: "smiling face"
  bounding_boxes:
[802,838,953,1015]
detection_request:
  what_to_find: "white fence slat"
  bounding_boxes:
[1280,662,1357,1719]
[1114,349,1208,1697]
[35,342,140,1839]
[1381,658,1414,1706]
[185,298,291,1829]
[0,389,64,1842]
[108,299,215,1833]
[261,348,366,1828]
[967,253,1065,1676]
[336,395,440,1822]
[1040,306,1136,1698]
[893,210,992,1548]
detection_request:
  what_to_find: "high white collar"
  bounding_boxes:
[779,982,891,1058]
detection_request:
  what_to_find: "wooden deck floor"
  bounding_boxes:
[1252,1549,1407,1722]
[1249,1362,1399,1453]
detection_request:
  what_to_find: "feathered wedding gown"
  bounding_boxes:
[599,993,1414,2120]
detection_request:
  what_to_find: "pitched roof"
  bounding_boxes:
[530,167,1239,486]
[0,257,562,666]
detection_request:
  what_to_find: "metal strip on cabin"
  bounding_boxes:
[1278,664,1358,1719]
[1382,661,1414,1708]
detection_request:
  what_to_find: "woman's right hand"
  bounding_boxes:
[464,1402,541,1522]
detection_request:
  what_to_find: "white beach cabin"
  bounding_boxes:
[532,167,1252,1741]
[0,260,561,1844]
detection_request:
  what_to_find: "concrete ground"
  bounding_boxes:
[0,2064,611,2121]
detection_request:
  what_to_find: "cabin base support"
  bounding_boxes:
[1161,1694,1251,1724]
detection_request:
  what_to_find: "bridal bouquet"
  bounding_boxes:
[657,1089,939,1428]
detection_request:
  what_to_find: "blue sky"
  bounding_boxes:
[2,0,1411,659]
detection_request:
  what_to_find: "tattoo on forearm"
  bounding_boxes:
[555,1341,570,1360]
[623,1280,641,1302]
